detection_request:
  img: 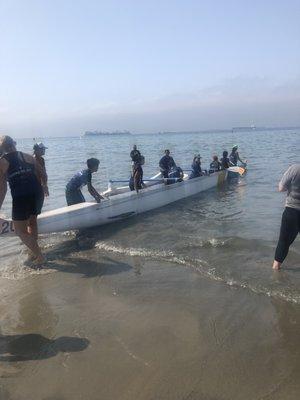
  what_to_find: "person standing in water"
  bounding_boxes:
[273,164,300,270]
[220,151,231,169]
[65,158,104,206]
[209,155,221,173]
[129,155,145,192]
[0,136,46,266]
[33,142,49,214]
[130,145,141,163]
[189,155,202,179]
[229,145,246,166]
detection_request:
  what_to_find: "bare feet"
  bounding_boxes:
[25,249,36,263]
[32,255,47,269]
[272,260,281,270]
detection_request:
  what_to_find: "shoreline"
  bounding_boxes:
[1,249,300,399]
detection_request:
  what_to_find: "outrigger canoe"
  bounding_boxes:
[0,170,227,236]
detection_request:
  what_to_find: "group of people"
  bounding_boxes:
[0,135,298,271]
[128,145,246,188]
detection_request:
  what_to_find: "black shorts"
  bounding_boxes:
[66,189,85,206]
[12,193,43,221]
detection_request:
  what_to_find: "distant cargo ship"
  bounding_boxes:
[232,125,256,132]
[84,130,132,137]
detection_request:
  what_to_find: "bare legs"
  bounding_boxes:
[14,216,44,265]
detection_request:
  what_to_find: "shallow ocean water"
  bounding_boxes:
[0,129,299,303]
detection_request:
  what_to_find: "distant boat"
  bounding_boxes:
[232,125,256,132]
[84,130,132,137]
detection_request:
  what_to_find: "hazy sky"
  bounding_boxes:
[1,0,300,136]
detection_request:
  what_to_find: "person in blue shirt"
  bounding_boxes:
[66,158,103,206]
[159,149,176,178]
[189,155,202,179]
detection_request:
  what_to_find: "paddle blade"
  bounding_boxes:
[228,166,246,176]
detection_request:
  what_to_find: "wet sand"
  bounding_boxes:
[1,248,300,400]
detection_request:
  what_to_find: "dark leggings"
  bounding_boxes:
[275,207,300,263]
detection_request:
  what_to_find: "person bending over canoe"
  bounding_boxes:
[220,151,231,169]
[129,155,146,192]
[0,135,46,266]
[33,142,49,214]
[273,164,300,270]
[209,155,221,173]
[229,145,246,167]
[189,155,203,179]
[66,158,104,206]
[159,149,176,178]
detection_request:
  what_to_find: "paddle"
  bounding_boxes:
[228,166,246,176]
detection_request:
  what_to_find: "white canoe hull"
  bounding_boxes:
[0,171,226,236]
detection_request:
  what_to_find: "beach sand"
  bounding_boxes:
[0,246,300,400]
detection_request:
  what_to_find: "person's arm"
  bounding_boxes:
[25,154,49,195]
[237,152,246,165]
[0,161,7,209]
[278,167,292,192]
[159,157,165,170]
[87,183,103,202]
[37,159,49,196]
[87,172,104,202]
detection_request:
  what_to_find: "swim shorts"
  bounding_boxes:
[12,194,41,221]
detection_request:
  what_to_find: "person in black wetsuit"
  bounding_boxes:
[220,151,231,169]
[0,135,47,266]
[130,145,141,163]
[159,149,176,178]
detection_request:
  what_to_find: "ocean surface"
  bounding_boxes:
[1,129,300,400]
[0,129,299,302]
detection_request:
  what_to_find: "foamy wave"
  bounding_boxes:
[95,241,300,304]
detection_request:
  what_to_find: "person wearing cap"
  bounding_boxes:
[66,158,104,206]
[189,155,203,179]
[229,145,246,166]
[0,135,47,266]
[33,142,49,213]
[159,149,176,179]
[273,164,300,270]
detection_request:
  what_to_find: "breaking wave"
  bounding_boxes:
[95,241,300,305]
